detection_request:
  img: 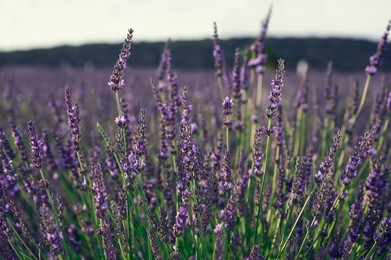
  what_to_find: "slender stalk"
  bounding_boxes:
[7,217,38,260]
[255,73,264,107]
[293,108,303,157]
[276,189,315,259]
[118,238,127,260]
[355,75,372,121]
[226,125,230,152]
[7,239,24,260]
[299,110,306,156]
[115,91,127,156]
[363,242,377,260]
[217,75,224,100]
[254,119,271,246]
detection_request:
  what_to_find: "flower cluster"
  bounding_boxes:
[365,21,391,76]
[265,58,285,119]
[248,9,271,74]
[108,28,134,92]
[27,121,44,169]
[213,22,223,77]
[65,86,82,153]
[340,130,374,186]
[222,96,234,127]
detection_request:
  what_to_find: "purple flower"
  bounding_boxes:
[291,150,313,204]
[232,48,242,99]
[329,226,343,258]
[148,226,161,259]
[249,245,264,260]
[312,130,342,220]
[167,54,181,117]
[91,162,108,219]
[173,190,190,237]
[39,204,64,256]
[98,218,118,259]
[241,48,250,91]
[214,223,223,235]
[181,87,193,126]
[27,121,44,169]
[115,115,128,128]
[340,130,374,186]
[65,86,82,153]
[213,22,223,77]
[220,179,242,229]
[219,149,233,196]
[105,147,119,179]
[362,159,389,247]
[9,118,28,162]
[42,130,57,171]
[248,8,271,75]
[375,217,391,255]
[0,148,18,198]
[342,183,364,257]
[252,127,264,177]
[265,58,285,119]
[108,28,134,92]
[67,224,81,253]
[365,21,391,76]
[116,187,127,220]
[315,130,342,184]
[222,97,234,116]
[157,39,171,89]
[133,109,148,160]
[222,96,234,127]
[0,128,16,160]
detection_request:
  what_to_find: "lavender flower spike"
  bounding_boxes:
[213,22,223,77]
[265,58,285,120]
[27,121,44,169]
[365,20,391,76]
[248,7,271,75]
[222,96,234,128]
[340,130,374,186]
[65,86,82,153]
[91,162,108,219]
[108,28,134,92]
[252,127,264,177]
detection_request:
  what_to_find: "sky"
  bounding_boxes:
[0,0,390,51]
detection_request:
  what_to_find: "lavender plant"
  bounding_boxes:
[0,16,391,260]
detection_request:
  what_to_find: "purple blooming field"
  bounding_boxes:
[1,11,391,260]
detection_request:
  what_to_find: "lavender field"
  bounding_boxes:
[0,15,391,260]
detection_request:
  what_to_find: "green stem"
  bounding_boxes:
[276,189,315,259]
[363,242,377,260]
[115,91,122,117]
[118,238,127,260]
[295,218,315,260]
[355,75,372,121]
[217,75,224,100]
[7,217,38,260]
[226,125,230,152]
[300,111,306,156]
[293,108,303,157]
[255,73,264,107]
[8,239,24,260]
[254,119,271,247]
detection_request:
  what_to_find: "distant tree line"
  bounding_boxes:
[0,37,390,71]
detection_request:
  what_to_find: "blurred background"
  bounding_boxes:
[0,0,390,71]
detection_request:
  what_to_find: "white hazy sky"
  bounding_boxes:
[0,0,390,51]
